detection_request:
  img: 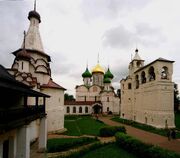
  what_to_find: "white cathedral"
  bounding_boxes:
[65,62,120,115]
[120,49,175,128]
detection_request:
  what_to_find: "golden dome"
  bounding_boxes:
[92,63,104,74]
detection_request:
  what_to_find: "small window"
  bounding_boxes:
[107,107,109,112]
[95,96,97,101]
[128,83,131,89]
[22,62,24,70]
[85,107,88,113]
[85,96,86,102]
[73,107,76,113]
[107,97,109,102]
[79,107,82,113]
[66,107,70,113]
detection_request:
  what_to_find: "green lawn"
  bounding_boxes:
[175,112,180,130]
[64,116,107,136]
[80,143,137,158]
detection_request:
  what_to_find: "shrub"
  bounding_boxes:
[115,132,180,158]
[100,126,126,137]
[47,137,98,153]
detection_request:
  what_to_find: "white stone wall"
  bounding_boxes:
[41,88,64,132]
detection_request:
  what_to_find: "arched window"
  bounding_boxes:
[141,71,146,84]
[135,75,139,89]
[79,107,82,113]
[73,107,76,113]
[128,83,132,89]
[148,66,155,81]
[136,61,142,67]
[107,107,109,112]
[85,107,88,113]
[107,97,109,102]
[161,66,168,79]
[66,107,70,113]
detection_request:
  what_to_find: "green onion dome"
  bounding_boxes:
[103,77,111,83]
[82,68,92,78]
[105,68,114,79]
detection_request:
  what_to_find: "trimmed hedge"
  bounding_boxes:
[112,117,180,138]
[115,132,180,158]
[100,126,126,137]
[47,137,98,153]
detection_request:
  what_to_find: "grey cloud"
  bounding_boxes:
[103,23,166,49]
[103,25,135,49]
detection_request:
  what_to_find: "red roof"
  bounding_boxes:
[41,79,66,90]
[64,101,101,105]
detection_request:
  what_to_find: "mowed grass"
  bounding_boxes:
[80,143,137,158]
[64,115,107,136]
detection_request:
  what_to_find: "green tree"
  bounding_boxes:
[64,93,75,101]
[174,83,180,111]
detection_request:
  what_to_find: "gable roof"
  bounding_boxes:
[135,57,174,73]
[41,78,66,90]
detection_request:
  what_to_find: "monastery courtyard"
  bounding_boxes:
[30,116,180,158]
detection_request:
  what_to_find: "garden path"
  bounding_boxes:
[99,116,180,153]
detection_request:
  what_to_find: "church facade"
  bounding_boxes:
[120,49,175,128]
[65,63,120,115]
[7,6,65,136]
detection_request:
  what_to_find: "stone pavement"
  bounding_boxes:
[99,116,180,153]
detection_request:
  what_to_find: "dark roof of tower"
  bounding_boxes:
[82,68,92,78]
[28,10,41,23]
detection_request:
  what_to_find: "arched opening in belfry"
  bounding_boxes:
[148,66,155,81]
[161,66,168,79]
[141,71,146,84]
[135,75,139,89]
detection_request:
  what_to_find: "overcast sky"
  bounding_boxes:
[0,0,180,95]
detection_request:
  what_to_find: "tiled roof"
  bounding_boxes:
[41,79,66,90]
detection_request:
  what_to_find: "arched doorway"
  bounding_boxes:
[93,104,102,114]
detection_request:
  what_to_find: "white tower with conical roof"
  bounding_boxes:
[10,2,65,135]
[129,49,144,76]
